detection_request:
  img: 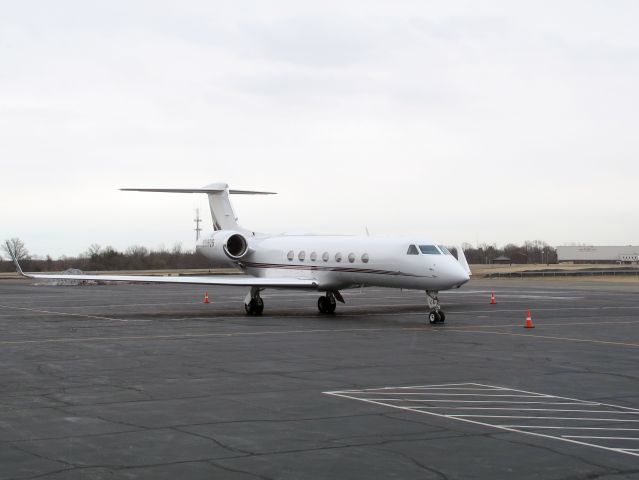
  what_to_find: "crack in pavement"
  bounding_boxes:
[206,460,275,480]
[171,426,256,456]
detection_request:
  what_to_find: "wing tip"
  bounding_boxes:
[7,251,28,278]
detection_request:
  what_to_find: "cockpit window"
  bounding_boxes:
[419,245,441,255]
[438,245,453,255]
[407,245,419,255]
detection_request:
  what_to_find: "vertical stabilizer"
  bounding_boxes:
[204,183,242,231]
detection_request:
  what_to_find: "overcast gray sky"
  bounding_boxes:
[1,1,638,258]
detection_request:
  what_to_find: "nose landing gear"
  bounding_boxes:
[428,310,446,324]
[426,290,445,324]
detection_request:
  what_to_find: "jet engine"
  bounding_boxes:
[198,231,252,264]
[221,232,249,260]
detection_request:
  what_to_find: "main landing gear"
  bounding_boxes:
[317,291,344,314]
[244,289,345,316]
[426,290,445,324]
[317,292,337,314]
[244,287,264,315]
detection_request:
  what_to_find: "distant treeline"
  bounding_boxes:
[456,240,558,265]
[0,239,558,273]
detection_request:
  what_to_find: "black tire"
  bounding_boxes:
[318,296,328,313]
[245,298,263,315]
[428,311,437,324]
[438,311,446,323]
[327,299,337,314]
[255,297,264,315]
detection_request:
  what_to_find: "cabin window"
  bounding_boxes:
[335,252,342,262]
[419,245,441,255]
[287,250,294,261]
[407,244,419,255]
[438,245,453,256]
[348,253,355,263]
[310,251,317,261]
[322,252,329,262]
[298,251,306,261]
[361,253,369,263]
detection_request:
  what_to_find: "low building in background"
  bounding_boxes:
[491,252,529,264]
[493,255,512,265]
[556,246,639,264]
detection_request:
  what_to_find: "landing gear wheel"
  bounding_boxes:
[318,296,329,313]
[245,297,264,316]
[318,294,337,314]
[244,287,264,316]
[428,311,445,324]
[254,297,264,315]
[426,290,445,324]
[327,299,336,314]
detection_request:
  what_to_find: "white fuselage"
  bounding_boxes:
[197,234,470,292]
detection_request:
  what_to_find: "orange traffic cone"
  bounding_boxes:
[524,309,534,328]
[203,292,210,304]
[490,290,497,305]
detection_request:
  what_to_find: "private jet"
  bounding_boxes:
[11,183,471,323]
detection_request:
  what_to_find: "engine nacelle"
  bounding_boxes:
[199,231,251,264]
[222,232,249,259]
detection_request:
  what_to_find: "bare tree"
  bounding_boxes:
[2,238,29,262]
[171,242,183,255]
[125,245,149,257]
[85,244,102,258]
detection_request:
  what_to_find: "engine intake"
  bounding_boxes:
[198,230,252,264]
[223,233,249,259]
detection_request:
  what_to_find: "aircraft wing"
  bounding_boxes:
[25,273,317,288]
[10,260,317,289]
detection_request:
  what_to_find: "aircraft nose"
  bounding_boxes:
[458,268,471,285]
[450,258,470,286]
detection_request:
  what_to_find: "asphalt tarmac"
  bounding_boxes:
[1,277,638,479]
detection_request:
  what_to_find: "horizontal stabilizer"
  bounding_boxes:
[120,183,275,231]
[120,188,276,195]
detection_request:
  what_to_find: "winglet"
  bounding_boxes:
[8,250,27,278]
[456,245,472,276]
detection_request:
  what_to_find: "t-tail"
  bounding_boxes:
[120,183,276,233]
